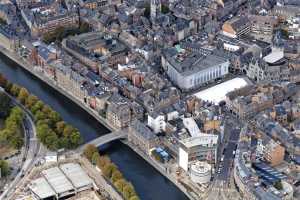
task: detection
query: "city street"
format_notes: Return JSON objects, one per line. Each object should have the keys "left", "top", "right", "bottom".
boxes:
{"left": 201, "top": 113, "right": 242, "bottom": 200}
{"left": 217, "top": 128, "right": 240, "bottom": 182}
{"left": 0, "top": 90, "right": 42, "bottom": 200}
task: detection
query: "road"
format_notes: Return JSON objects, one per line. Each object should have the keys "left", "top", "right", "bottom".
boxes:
{"left": 0, "top": 89, "right": 41, "bottom": 200}
{"left": 201, "top": 113, "right": 242, "bottom": 200}
{"left": 217, "top": 128, "right": 240, "bottom": 182}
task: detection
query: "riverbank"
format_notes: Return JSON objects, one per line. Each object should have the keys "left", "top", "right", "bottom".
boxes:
{"left": 0, "top": 46, "right": 115, "bottom": 132}
{"left": 0, "top": 46, "right": 193, "bottom": 200}
{"left": 123, "top": 140, "right": 198, "bottom": 200}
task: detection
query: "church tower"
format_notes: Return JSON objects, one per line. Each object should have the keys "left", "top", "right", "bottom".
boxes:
{"left": 151, "top": 0, "right": 161, "bottom": 21}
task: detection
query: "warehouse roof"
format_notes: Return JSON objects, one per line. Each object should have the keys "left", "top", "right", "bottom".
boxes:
{"left": 42, "top": 167, "right": 74, "bottom": 194}
{"left": 29, "top": 177, "right": 56, "bottom": 199}
{"left": 60, "top": 163, "right": 93, "bottom": 189}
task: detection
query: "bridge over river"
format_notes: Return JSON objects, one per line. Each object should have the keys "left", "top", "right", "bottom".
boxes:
{"left": 80, "top": 130, "right": 127, "bottom": 151}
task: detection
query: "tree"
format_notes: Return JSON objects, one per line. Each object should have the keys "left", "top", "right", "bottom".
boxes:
{"left": 274, "top": 181, "right": 283, "bottom": 190}
{"left": 79, "top": 22, "right": 90, "bottom": 33}
{"left": 36, "top": 119, "right": 50, "bottom": 127}
{"left": 84, "top": 144, "right": 98, "bottom": 161}
{"left": 31, "top": 100, "right": 44, "bottom": 114}
{"left": 0, "top": 160, "right": 10, "bottom": 176}
{"left": 25, "top": 95, "right": 38, "bottom": 109}
{"left": 55, "top": 121, "right": 66, "bottom": 136}
{"left": 69, "top": 130, "right": 82, "bottom": 147}
{"left": 7, "top": 107, "right": 23, "bottom": 125}
{"left": 0, "top": 129, "right": 13, "bottom": 142}
{"left": 63, "top": 124, "right": 74, "bottom": 137}
{"left": 58, "top": 137, "right": 69, "bottom": 149}
{"left": 123, "top": 183, "right": 136, "bottom": 199}
{"left": 114, "top": 179, "right": 126, "bottom": 193}
{"left": 280, "top": 29, "right": 289, "bottom": 39}
{"left": 0, "top": 18, "right": 7, "bottom": 25}
{"left": 5, "top": 82, "right": 13, "bottom": 92}
{"left": 0, "top": 74, "right": 7, "bottom": 88}
{"left": 103, "top": 163, "right": 117, "bottom": 178}
{"left": 48, "top": 110, "right": 61, "bottom": 126}
{"left": 0, "top": 106, "right": 24, "bottom": 149}
{"left": 42, "top": 105, "right": 52, "bottom": 116}
{"left": 34, "top": 110, "right": 47, "bottom": 121}
{"left": 0, "top": 92, "right": 11, "bottom": 117}
{"left": 97, "top": 155, "right": 111, "bottom": 170}
{"left": 36, "top": 123, "right": 51, "bottom": 143}
{"left": 10, "top": 84, "right": 21, "bottom": 97}
{"left": 91, "top": 151, "right": 100, "bottom": 165}
{"left": 111, "top": 170, "right": 123, "bottom": 183}
{"left": 17, "top": 87, "right": 29, "bottom": 104}
{"left": 161, "top": 4, "right": 169, "bottom": 14}
{"left": 9, "top": 135, "right": 23, "bottom": 149}
{"left": 45, "top": 131, "right": 59, "bottom": 150}
{"left": 129, "top": 196, "right": 140, "bottom": 200}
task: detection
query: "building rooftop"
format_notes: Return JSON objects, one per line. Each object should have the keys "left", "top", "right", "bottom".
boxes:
{"left": 131, "top": 120, "right": 157, "bottom": 140}
{"left": 263, "top": 50, "right": 284, "bottom": 64}
{"left": 29, "top": 177, "right": 56, "bottom": 199}
{"left": 66, "top": 32, "right": 127, "bottom": 57}
{"left": 225, "top": 16, "right": 250, "bottom": 32}
{"left": 180, "top": 134, "right": 218, "bottom": 149}
{"left": 194, "top": 77, "right": 252, "bottom": 104}
{"left": 253, "top": 162, "right": 287, "bottom": 185}
{"left": 41, "top": 166, "right": 74, "bottom": 194}
{"left": 190, "top": 161, "right": 211, "bottom": 174}
{"left": 29, "top": 163, "right": 95, "bottom": 199}
{"left": 163, "top": 47, "right": 228, "bottom": 76}
{"left": 60, "top": 163, "right": 93, "bottom": 189}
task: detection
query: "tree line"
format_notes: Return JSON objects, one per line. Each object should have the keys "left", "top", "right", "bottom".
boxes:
{"left": 0, "top": 106, "right": 24, "bottom": 149}
{"left": 84, "top": 144, "right": 140, "bottom": 200}
{"left": 0, "top": 159, "right": 10, "bottom": 177}
{"left": 0, "top": 73, "right": 82, "bottom": 150}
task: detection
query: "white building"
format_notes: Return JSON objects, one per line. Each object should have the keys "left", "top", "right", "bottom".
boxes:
{"left": 162, "top": 47, "right": 229, "bottom": 91}
{"left": 147, "top": 113, "right": 166, "bottom": 134}
{"left": 45, "top": 152, "right": 58, "bottom": 163}
{"left": 190, "top": 161, "right": 212, "bottom": 184}
{"left": 223, "top": 43, "right": 240, "bottom": 52}
{"left": 148, "top": 110, "right": 180, "bottom": 134}
{"left": 179, "top": 134, "right": 219, "bottom": 171}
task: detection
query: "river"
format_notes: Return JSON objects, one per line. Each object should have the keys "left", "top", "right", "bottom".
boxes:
{"left": 0, "top": 53, "right": 188, "bottom": 200}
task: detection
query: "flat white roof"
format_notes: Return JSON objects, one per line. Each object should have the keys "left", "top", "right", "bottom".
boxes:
{"left": 193, "top": 77, "right": 251, "bottom": 104}
{"left": 29, "top": 177, "right": 56, "bottom": 199}
{"left": 263, "top": 50, "right": 284, "bottom": 64}
{"left": 60, "top": 163, "right": 93, "bottom": 189}
{"left": 190, "top": 161, "right": 211, "bottom": 173}
{"left": 180, "top": 134, "right": 218, "bottom": 149}
{"left": 42, "top": 167, "right": 74, "bottom": 194}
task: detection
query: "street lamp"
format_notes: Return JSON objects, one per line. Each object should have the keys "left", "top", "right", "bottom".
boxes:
{"left": 0, "top": 86, "right": 4, "bottom": 92}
